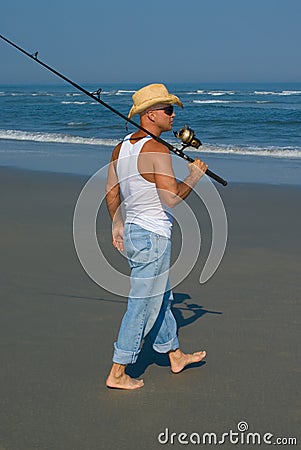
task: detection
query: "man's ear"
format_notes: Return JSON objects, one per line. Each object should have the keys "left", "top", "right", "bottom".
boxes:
{"left": 146, "top": 110, "right": 156, "bottom": 123}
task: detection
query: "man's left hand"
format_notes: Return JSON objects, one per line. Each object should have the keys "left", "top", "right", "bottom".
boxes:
{"left": 112, "top": 222, "right": 124, "bottom": 252}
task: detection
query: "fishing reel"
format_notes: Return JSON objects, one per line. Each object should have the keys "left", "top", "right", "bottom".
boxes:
{"left": 174, "top": 125, "right": 202, "bottom": 150}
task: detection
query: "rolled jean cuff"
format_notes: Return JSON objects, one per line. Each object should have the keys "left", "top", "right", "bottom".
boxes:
{"left": 112, "top": 342, "right": 141, "bottom": 365}
{"left": 153, "top": 336, "right": 179, "bottom": 354}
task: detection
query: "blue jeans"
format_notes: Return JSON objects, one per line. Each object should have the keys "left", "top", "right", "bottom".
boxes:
{"left": 113, "top": 223, "right": 179, "bottom": 364}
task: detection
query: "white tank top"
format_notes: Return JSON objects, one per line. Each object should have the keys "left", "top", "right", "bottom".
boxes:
{"left": 116, "top": 133, "right": 173, "bottom": 238}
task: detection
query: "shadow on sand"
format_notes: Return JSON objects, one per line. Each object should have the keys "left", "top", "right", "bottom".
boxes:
{"left": 43, "top": 290, "right": 222, "bottom": 377}
{"left": 126, "top": 292, "right": 222, "bottom": 378}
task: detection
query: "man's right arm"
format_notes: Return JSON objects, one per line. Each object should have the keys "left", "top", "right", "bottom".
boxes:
{"left": 151, "top": 142, "right": 208, "bottom": 208}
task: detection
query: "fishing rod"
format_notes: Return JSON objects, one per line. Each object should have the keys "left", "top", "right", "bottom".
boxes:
{"left": 0, "top": 34, "right": 227, "bottom": 186}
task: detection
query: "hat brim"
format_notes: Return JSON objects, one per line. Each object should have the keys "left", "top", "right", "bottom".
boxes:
{"left": 128, "top": 95, "right": 183, "bottom": 119}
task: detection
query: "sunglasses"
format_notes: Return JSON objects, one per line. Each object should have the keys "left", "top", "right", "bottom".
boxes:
{"left": 150, "top": 105, "right": 174, "bottom": 116}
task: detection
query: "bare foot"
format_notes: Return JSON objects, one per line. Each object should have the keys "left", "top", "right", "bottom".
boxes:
{"left": 169, "top": 348, "right": 207, "bottom": 374}
{"left": 106, "top": 373, "right": 144, "bottom": 390}
{"left": 106, "top": 363, "right": 144, "bottom": 390}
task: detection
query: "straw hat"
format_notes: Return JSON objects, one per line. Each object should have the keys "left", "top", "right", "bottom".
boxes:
{"left": 128, "top": 83, "right": 183, "bottom": 119}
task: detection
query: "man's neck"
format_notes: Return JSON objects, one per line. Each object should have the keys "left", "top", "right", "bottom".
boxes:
{"left": 139, "top": 120, "right": 162, "bottom": 138}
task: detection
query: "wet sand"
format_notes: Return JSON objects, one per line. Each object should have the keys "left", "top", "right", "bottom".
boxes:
{"left": 0, "top": 167, "right": 300, "bottom": 449}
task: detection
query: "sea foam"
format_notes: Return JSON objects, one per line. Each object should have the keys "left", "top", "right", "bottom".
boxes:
{"left": 190, "top": 143, "right": 301, "bottom": 159}
{"left": 0, "top": 129, "right": 119, "bottom": 147}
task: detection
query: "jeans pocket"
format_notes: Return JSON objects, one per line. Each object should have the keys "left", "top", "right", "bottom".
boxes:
{"left": 125, "top": 235, "right": 152, "bottom": 265}
{"left": 131, "top": 236, "right": 151, "bottom": 252}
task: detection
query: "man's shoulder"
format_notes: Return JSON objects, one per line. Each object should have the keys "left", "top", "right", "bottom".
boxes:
{"left": 111, "top": 142, "right": 123, "bottom": 161}
{"left": 141, "top": 139, "right": 170, "bottom": 154}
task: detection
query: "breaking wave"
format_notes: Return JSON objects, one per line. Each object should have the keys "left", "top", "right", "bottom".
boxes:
{"left": 0, "top": 129, "right": 119, "bottom": 147}
{"left": 190, "top": 143, "right": 301, "bottom": 159}
{"left": 0, "top": 129, "right": 300, "bottom": 159}
{"left": 254, "top": 90, "right": 301, "bottom": 96}
{"left": 193, "top": 100, "right": 241, "bottom": 104}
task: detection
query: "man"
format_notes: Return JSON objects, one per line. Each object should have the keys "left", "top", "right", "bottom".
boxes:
{"left": 105, "top": 84, "right": 208, "bottom": 390}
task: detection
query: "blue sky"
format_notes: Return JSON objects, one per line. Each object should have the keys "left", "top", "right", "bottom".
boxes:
{"left": 0, "top": 0, "right": 300, "bottom": 84}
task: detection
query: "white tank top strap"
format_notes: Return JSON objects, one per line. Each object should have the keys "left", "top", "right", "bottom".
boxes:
{"left": 118, "top": 133, "right": 152, "bottom": 166}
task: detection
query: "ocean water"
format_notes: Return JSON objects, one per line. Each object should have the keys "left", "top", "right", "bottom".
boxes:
{"left": 0, "top": 82, "right": 300, "bottom": 185}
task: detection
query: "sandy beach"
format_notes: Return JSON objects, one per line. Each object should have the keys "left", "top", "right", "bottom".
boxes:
{"left": 0, "top": 166, "right": 300, "bottom": 449}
